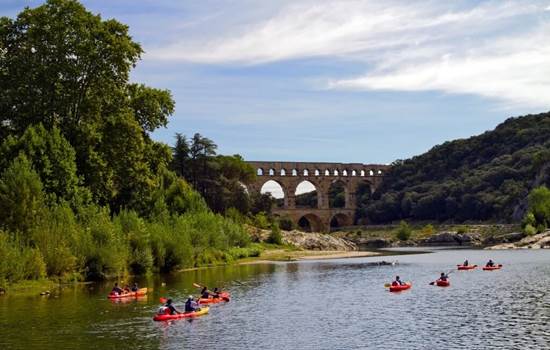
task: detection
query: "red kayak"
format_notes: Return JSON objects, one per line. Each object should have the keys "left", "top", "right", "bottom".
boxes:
{"left": 153, "top": 307, "right": 209, "bottom": 321}
{"left": 108, "top": 287, "right": 148, "bottom": 299}
{"left": 482, "top": 264, "right": 502, "bottom": 271}
{"left": 457, "top": 264, "right": 477, "bottom": 270}
{"left": 436, "top": 279, "right": 450, "bottom": 287}
{"left": 198, "top": 292, "right": 230, "bottom": 304}
{"left": 389, "top": 282, "right": 412, "bottom": 292}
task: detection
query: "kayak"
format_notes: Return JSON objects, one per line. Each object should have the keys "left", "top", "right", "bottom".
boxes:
{"left": 436, "top": 279, "right": 450, "bottom": 287}
{"left": 198, "top": 292, "right": 230, "bottom": 304}
{"left": 108, "top": 287, "right": 148, "bottom": 299}
{"left": 482, "top": 264, "right": 502, "bottom": 271}
{"left": 457, "top": 265, "right": 477, "bottom": 270}
{"left": 389, "top": 282, "right": 412, "bottom": 292}
{"left": 153, "top": 307, "right": 209, "bottom": 321}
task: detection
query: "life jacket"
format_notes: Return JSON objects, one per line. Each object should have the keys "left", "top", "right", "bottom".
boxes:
{"left": 185, "top": 300, "right": 194, "bottom": 312}
{"left": 157, "top": 306, "right": 170, "bottom": 315}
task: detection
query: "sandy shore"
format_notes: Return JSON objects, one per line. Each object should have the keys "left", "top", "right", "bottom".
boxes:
{"left": 239, "top": 249, "right": 380, "bottom": 265}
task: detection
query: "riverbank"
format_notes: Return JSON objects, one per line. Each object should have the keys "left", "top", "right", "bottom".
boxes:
{"left": 239, "top": 249, "right": 379, "bottom": 264}
{"left": 485, "top": 230, "right": 550, "bottom": 249}
{"left": 334, "top": 223, "right": 523, "bottom": 249}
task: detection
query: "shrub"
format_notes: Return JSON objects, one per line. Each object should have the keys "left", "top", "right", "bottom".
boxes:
{"left": 421, "top": 224, "right": 434, "bottom": 235}
{"left": 395, "top": 220, "right": 412, "bottom": 241}
{"left": 523, "top": 224, "right": 537, "bottom": 236}
{"left": 253, "top": 212, "right": 271, "bottom": 229}
{"left": 278, "top": 216, "right": 295, "bottom": 231}
{"left": 267, "top": 223, "right": 283, "bottom": 245}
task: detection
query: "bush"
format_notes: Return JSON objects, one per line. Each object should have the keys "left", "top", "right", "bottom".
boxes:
{"left": 278, "top": 216, "right": 295, "bottom": 231}
{"left": 524, "top": 224, "right": 537, "bottom": 236}
{"left": 395, "top": 221, "right": 412, "bottom": 241}
{"left": 421, "top": 224, "right": 434, "bottom": 235}
{"left": 267, "top": 223, "right": 283, "bottom": 245}
{"left": 253, "top": 212, "right": 270, "bottom": 229}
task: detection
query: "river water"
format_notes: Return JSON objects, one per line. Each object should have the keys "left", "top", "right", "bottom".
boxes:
{"left": 1, "top": 248, "right": 549, "bottom": 349}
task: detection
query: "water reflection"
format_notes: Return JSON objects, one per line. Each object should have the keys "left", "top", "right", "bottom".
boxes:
{"left": 0, "top": 249, "right": 549, "bottom": 349}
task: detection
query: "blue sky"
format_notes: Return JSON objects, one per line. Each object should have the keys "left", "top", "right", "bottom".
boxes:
{"left": 3, "top": 1, "right": 550, "bottom": 164}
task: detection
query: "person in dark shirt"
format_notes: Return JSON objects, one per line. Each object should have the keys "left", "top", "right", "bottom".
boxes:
{"left": 439, "top": 272, "right": 448, "bottom": 281}
{"left": 392, "top": 276, "right": 405, "bottom": 286}
{"left": 184, "top": 296, "right": 199, "bottom": 313}
{"left": 165, "top": 299, "right": 182, "bottom": 315}
{"left": 131, "top": 283, "right": 139, "bottom": 292}
{"left": 463, "top": 259, "right": 469, "bottom": 266}
{"left": 200, "top": 286, "right": 210, "bottom": 299}
{"left": 486, "top": 259, "right": 495, "bottom": 267}
{"left": 111, "top": 283, "right": 124, "bottom": 295}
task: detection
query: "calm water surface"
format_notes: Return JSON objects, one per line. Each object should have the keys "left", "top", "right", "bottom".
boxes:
{"left": 1, "top": 248, "right": 549, "bottom": 349}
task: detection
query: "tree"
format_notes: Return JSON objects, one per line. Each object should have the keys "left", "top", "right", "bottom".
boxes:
{"left": 171, "top": 133, "right": 190, "bottom": 178}
{"left": 0, "top": 155, "right": 45, "bottom": 236}
{"left": 526, "top": 186, "right": 550, "bottom": 232}
{"left": 395, "top": 220, "right": 412, "bottom": 241}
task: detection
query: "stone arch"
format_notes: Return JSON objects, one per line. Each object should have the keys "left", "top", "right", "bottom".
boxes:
{"left": 303, "top": 169, "right": 309, "bottom": 176}
{"left": 377, "top": 169, "right": 383, "bottom": 175}
{"left": 257, "top": 168, "right": 264, "bottom": 176}
{"left": 351, "top": 170, "right": 357, "bottom": 176}
{"left": 360, "top": 170, "right": 365, "bottom": 177}
{"left": 369, "top": 169, "right": 374, "bottom": 176}
{"left": 324, "top": 169, "right": 330, "bottom": 176}
{"left": 314, "top": 169, "right": 320, "bottom": 176}
{"left": 260, "top": 180, "right": 286, "bottom": 207}
{"left": 295, "top": 180, "right": 318, "bottom": 208}
{"left": 329, "top": 179, "right": 347, "bottom": 208}
{"left": 342, "top": 169, "right": 348, "bottom": 176}
{"left": 268, "top": 168, "right": 275, "bottom": 176}
{"left": 280, "top": 168, "right": 286, "bottom": 176}
{"left": 330, "top": 213, "right": 353, "bottom": 230}
{"left": 333, "top": 169, "right": 339, "bottom": 176}
{"left": 292, "top": 169, "right": 298, "bottom": 176}
{"left": 297, "top": 213, "right": 324, "bottom": 232}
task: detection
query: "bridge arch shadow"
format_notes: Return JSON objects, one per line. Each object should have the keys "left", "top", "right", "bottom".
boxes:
{"left": 297, "top": 213, "right": 324, "bottom": 232}
{"left": 330, "top": 213, "right": 353, "bottom": 230}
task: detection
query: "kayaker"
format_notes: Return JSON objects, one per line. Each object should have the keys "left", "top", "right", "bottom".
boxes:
{"left": 164, "top": 298, "right": 182, "bottom": 315}
{"left": 111, "top": 283, "right": 124, "bottom": 295}
{"left": 200, "top": 286, "right": 210, "bottom": 299}
{"left": 131, "top": 283, "right": 139, "bottom": 292}
{"left": 123, "top": 284, "right": 131, "bottom": 293}
{"left": 438, "top": 272, "right": 449, "bottom": 281}
{"left": 212, "top": 287, "right": 221, "bottom": 298}
{"left": 463, "top": 259, "right": 469, "bottom": 266}
{"left": 185, "top": 296, "right": 200, "bottom": 313}
{"left": 486, "top": 259, "right": 495, "bottom": 267}
{"left": 392, "top": 276, "right": 405, "bottom": 286}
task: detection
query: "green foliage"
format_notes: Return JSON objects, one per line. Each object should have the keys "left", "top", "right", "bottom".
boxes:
{"left": 253, "top": 212, "right": 270, "bottom": 229}
{"left": 421, "top": 224, "right": 435, "bottom": 235}
{"left": 0, "top": 155, "right": 45, "bottom": 236}
{"left": 523, "top": 224, "right": 537, "bottom": 236}
{"left": 395, "top": 221, "right": 412, "bottom": 241}
{"left": 278, "top": 216, "right": 295, "bottom": 231}
{"left": 267, "top": 223, "right": 283, "bottom": 245}
{"left": 526, "top": 186, "right": 550, "bottom": 231}
{"left": 363, "top": 112, "right": 550, "bottom": 223}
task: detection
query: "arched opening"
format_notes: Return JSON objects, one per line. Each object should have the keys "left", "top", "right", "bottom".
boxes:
{"left": 360, "top": 170, "right": 365, "bottom": 177}
{"left": 295, "top": 180, "right": 318, "bottom": 208}
{"left": 333, "top": 169, "right": 339, "bottom": 176}
{"left": 268, "top": 168, "right": 275, "bottom": 176}
{"left": 280, "top": 168, "right": 286, "bottom": 176}
{"left": 303, "top": 169, "right": 309, "bottom": 176}
{"left": 297, "top": 213, "right": 324, "bottom": 232}
{"left": 257, "top": 168, "right": 264, "bottom": 176}
{"left": 329, "top": 180, "right": 346, "bottom": 208}
{"left": 369, "top": 170, "right": 374, "bottom": 176}
{"left": 377, "top": 169, "right": 383, "bottom": 175}
{"left": 351, "top": 170, "right": 357, "bottom": 176}
{"left": 324, "top": 169, "right": 330, "bottom": 176}
{"left": 314, "top": 169, "right": 320, "bottom": 176}
{"left": 292, "top": 169, "right": 298, "bottom": 176}
{"left": 330, "top": 213, "right": 352, "bottom": 230}
{"left": 342, "top": 169, "right": 348, "bottom": 177}
{"left": 260, "top": 180, "right": 285, "bottom": 208}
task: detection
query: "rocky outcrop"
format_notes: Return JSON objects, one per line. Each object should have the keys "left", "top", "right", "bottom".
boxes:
{"left": 355, "top": 238, "right": 392, "bottom": 248}
{"left": 282, "top": 230, "right": 357, "bottom": 251}
{"left": 483, "top": 232, "right": 525, "bottom": 246}
{"left": 248, "top": 226, "right": 357, "bottom": 251}
{"left": 485, "top": 231, "right": 550, "bottom": 250}
{"left": 420, "top": 232, "right": 481, "bottom": 246}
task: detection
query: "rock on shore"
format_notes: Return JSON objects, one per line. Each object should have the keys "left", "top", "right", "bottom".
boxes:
{"left": 485, "top": 231, "right": 550, "bottom": 250}
{"left": 249, "top": 226, "right": 357, "bottom": 251}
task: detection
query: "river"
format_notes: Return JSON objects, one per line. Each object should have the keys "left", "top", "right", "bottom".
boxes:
{"left": 1, "top": 248, "right": 549, "bottom": 349}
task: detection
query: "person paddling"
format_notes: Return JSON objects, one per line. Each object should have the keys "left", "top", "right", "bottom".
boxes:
{"left": 392, "top": 276, "right": 405, "bottom": 286}
{"left": 438, "top": 272, "right": 449, "bottom": 281}
{"left": 131, "top": 283, "right": 139, "bottom": 292}
{"left": 111, "top": 283, "right": 124, "bottom": 295}
{"left": 211, "top": 287, "right": 221, "bottom": 298}
{"left": 185, "top": 296, "right": 200, "bottom": 313}
{"left": 486, "top": 259, "right": 495, "bottom": 267}
{"left": 463, "top": 259, "right": 469, "bottom": 267}
{"left": 163, "top": 298, "right": 182, "bottom": 315}
{"left": 200, "top": 286, "right": 211, "bottom": 299}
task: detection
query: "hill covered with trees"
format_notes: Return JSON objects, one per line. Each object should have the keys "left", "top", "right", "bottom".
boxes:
{"left": 363, "top": 112, "right": 550, "bottom": 224}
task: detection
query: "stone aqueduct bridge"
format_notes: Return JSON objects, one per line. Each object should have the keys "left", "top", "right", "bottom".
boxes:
{"left": 246, "top": 161, "right": 390, "bottom": 232}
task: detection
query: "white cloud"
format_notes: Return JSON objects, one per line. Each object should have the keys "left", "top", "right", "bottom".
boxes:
{"left": 145, "top": 0, "right": 550, "bottom": 108}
